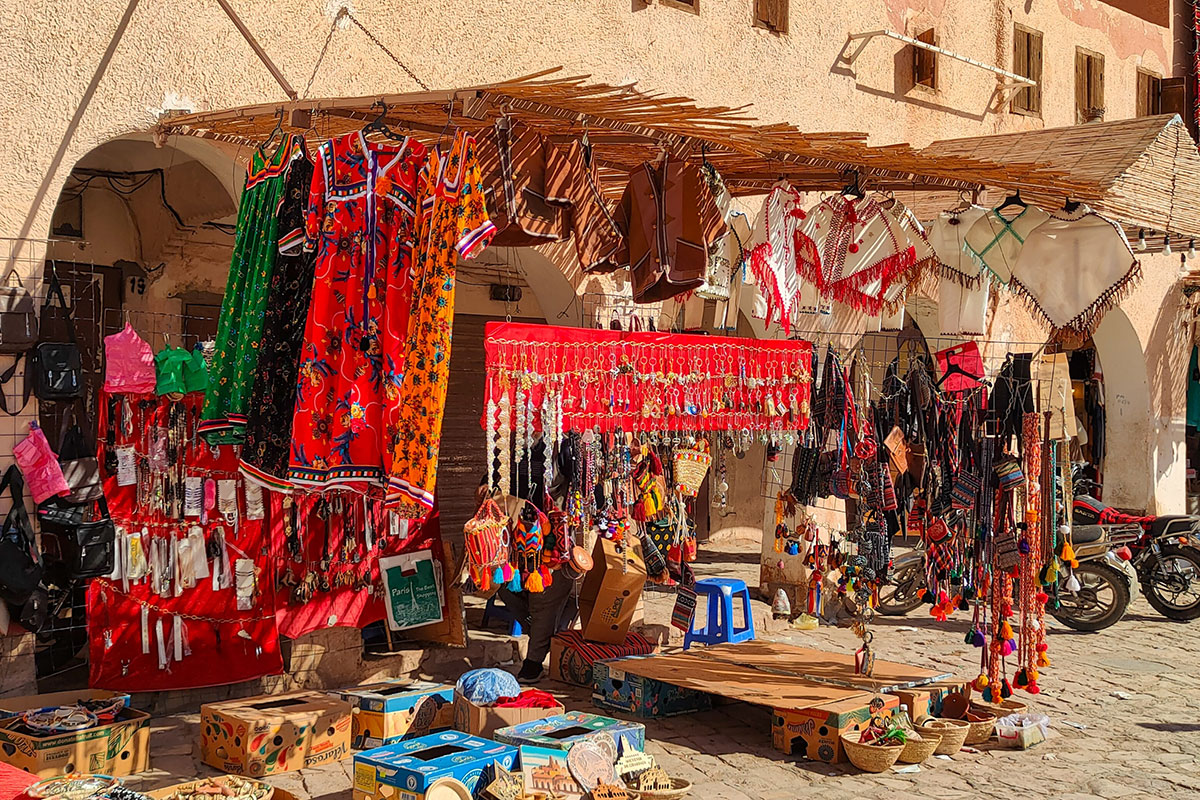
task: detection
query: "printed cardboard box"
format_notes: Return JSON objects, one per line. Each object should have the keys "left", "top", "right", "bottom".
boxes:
{"left": 332, "top": 680, "right": 454, "bottom": 749}
{"left": 592, "top": 658, "right": 712, "bottom": 719}
{"left": 200, "top": 690, "right": 352, "bottom": 776}
{"left": 0, "top": 690, "right": 130, "bottom": 719}
{"left": 494, "top": 711, "right": 645, "bottom": 755}
{"left": 352, "top": 730, "right": 517, "bottom": 800}
{"left": 453, "top": 692, "right": 564, "bottom": 740}
{"left": 890, "top": 677, "right": 969, "bottom": 722}
{"left": 0, "top": 707, "right": 150, "bottom": 778}
{"left": 577, "top": 538, "right": 646, "bottom": 644}
{"left": 772, "top": 693, "right": 899, "bottom": 763}
{"left": 548, "top": 631, "right": 657, "bottom": 687}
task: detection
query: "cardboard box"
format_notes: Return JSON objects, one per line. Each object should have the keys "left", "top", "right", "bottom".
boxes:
{"left": 890, "top": 677, "right": 970, "bottom": 722}
{"left": 332, "top": 680, "right": 454, "bottom": 749}
{"left": 0, "top": 690, "right": 130, "bottom": 718}
{"left": 577, "top": 538, "right": 646, "bottom": 644}
{"left": 772, "top": 693, "right": 899, "bottom": 763}
{"left": 0, "top": 707, "right": 150, "bottom": 778}
{"left": 352, "top": 731, "right": 517, "bottom": 800}
{"left": 453, "top": 693, "right": 565, "bottom": 740}
{"left": 592, "top": 658, "right": 712, "bottom": 719}
{"left": 200, "top": 690, "right": 352, "bottom": 777}
{"left": 494, "top": 711, "right": 645, "bottom": 754}
{"left": 148, "top": 781, "right": 296, "bottom": 800}
{"left": 548, "top": 630, "right": 657, "bottom": 687}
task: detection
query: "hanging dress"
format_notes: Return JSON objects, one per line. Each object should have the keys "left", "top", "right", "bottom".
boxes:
{"left": 387, "top": 130, "right": 495, "bottom": 515}
{"left": 200, "top": 133, "right": 307, "bottom": 444}
{"left": 927, "top": 207, "right": 990, "bottom": 337}
{"left": 239, "top": 153, "right": 316, "bottom": 491}
{"left": 289, "top": 132, "right": 428, "bottom": 490}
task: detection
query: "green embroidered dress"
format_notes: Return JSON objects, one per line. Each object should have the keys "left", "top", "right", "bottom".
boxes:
{"left": 200, "top": 134, "right": 307, "bottom": 444}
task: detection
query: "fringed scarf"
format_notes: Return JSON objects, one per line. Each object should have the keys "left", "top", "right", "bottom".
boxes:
{"left": 746, "top": 183, "right": 821, "bottom": 332}
{"left": 963, "top": 205, "right": 1050, "bottom": 283}
{"left": 1009, "top": 205, "right": 1141, "bottom": 334}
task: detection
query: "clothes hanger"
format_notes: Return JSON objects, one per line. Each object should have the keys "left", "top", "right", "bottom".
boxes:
{"left": 361, "top": 100, "right": 408, "bottom": 143}
{"left": 1062, "top": 196, "right": 1082, "bottom": 213}
{"left": 841, "top": 169, "right": 865, "bottom": 200}
{"left": 946, "top": 188, "right": 976, "bottom": 219}
{"left": 436, "top": 99, "right": 457, "bottom": 150}
{"left": 257, "top": 108, "right": 286, "bottom": 158}
{"left": 996, "top": 188, "right": 1028, "bottom": 215}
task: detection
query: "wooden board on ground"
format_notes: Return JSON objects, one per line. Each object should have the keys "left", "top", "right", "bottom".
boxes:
{"left": 692, "top": 641, "right": 952, "bottom": 692}
{"left": 606, "top": 652, "right": 867, "bottom": 711}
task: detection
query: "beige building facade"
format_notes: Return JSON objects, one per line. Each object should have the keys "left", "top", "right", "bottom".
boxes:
{"left": 0, "top": 0, "right": 1192, "bottom": 696}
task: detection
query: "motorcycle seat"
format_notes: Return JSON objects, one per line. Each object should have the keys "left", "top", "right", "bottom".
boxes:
{"left": 1071, "top": 526, "right": 1105, "bottom": 544}
{"left": 1147, "top": 515, "right": 1196, "bottom": 538}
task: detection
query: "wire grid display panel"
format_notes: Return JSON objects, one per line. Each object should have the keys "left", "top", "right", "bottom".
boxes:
{"left": 0, "top": 239, "right": 228, "bottom": 688}
{"left": 760, "top": 327, "right": 1068, "bottom": 511}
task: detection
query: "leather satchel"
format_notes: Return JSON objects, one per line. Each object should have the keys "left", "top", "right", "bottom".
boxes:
{"left": 29, "top": 274, "right": 83, "bottom": 402}
{"left": 0, "top": 273, "right": 37, "bottom": 354}
{"left": 0, "top": 466, "right": 43, "bottom": 605}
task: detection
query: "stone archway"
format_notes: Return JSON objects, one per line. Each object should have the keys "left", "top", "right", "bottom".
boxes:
{"left": 1092, "top": 307, "right": 1155, "bottom": 511}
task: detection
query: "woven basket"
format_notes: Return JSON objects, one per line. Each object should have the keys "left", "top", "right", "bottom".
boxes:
{"left": 840, "top": 733, "right": 904, "bottom": 773}
{"left": 630, "top": 778, "right": 692, "bottom": 800}
{"left": 970, "top": 698, "right": 1028, "bottom": 718}
{"left": 916, "top": 719, "right": 970, "bottom": 754}
{"left": 672, "top": 442, "right": 712, "bottom": 497}
{"left": 964, "top": 710, "right": 997, "bottom": 745}
{"left": 898, "top": 731, "right": 942, "bottom": 764}
{"left": 463, "top": 498, "right": 510, "bottom": 571}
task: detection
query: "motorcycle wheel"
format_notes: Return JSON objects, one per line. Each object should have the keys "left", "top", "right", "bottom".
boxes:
{"left": 1050, "top": 562, "right": 1130, "bottom": 632}
{"left": 1141, "top": 544, "right": 1200, "bottom": 621}
{"left": 877, "top": 562, "right": 925, "bottom": 616}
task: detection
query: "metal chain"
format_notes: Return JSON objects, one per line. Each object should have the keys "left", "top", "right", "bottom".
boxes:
{"left": 302, "top": 10, "right": 343, "bottom": 99}
{"left": 303, "top": 8, "right": 432, "bottom": 98}
{"left": 345, "top": 10, "right": 431, "bottom": 91}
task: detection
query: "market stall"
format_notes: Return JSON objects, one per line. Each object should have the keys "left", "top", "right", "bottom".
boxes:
{"left": 4, "top": 64, "right": 1200, "bottom": 795}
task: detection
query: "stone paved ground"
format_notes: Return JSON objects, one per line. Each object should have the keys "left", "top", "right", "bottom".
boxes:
{"left": 128, "top": 538, "right": 1200, "bottom": 800}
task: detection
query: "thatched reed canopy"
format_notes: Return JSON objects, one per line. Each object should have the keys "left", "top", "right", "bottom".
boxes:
{"left": 159, "top": 69, "right": 1200, "bottom": 237}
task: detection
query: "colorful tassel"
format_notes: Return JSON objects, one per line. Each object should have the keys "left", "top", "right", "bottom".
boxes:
{"left": 1014, "top": 668, "right": 1028, "bottom": 688}
{"left": 982, "top": 686, "right": 994, "bottom": 703}
{"left": 957, "top": 596, "right": 970, "bottom": 612}
{"left": 492, "top": 566, "right": 505, "bottom": 585}
{"left": 971, "top": 628, "right": 985, "bottom": 647}
{"left": 508, "top": 572, "right": 522, "bottom": 593}
{"left": 973, "top": 674, "right": 989, "bottom": 691}
{"left": 1000, "top": 621, "right": 1014, "bottom": 640}
{"left": 1000, "top": 679, "right": 1013, "bottom": 699}
{"left": 526, "top": 570, "right": 544, "bottom": 593}
{"left": 1027, "top": 680, "right": 1041, "bottom": 695}
{"left": 540, "top": 566, "right": 553, "bottom": 589}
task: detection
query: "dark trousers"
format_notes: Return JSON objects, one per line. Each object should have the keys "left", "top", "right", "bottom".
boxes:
{"left": 498, "top": 572, "right": 578, "bottom": 664}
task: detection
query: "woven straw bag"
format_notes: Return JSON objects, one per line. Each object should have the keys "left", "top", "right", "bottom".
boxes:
{"left": 464, "top": 497, "right": 510, "bottom": 571}
{"left": 672, "top": 440, "right": 712, "bottom": 497}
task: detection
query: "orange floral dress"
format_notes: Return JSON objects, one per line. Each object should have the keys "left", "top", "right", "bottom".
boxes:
{"left": 387, "top": 130, "right": 494, "bottom": 514}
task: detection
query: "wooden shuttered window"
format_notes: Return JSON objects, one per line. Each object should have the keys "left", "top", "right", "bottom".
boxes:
{"left": 754, "top": 0, "right": 788, "bottom": 33}
{"left": 913, "top": 29, "right": 937, "bottom": 89}
{"left": 1137, "top": 69, "right": 1162, "bottom": 117}
{"left": 1011, "top": 25, "right": 1042, "bottom": 115}
{"left": 1076, "top": 48, "right": 1105, "bottom": 123}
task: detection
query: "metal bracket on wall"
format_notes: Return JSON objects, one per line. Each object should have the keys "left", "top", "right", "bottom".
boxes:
{"left": 842, "top": 29, "right": 1037, "bottom": 93}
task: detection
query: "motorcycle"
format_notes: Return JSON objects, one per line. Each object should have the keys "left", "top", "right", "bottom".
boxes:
{"left": 1066, "top": 478, "right": 1200, "bottom": 625}
{"left": 878, "top": 476, "right": 1200, "bottom": 630}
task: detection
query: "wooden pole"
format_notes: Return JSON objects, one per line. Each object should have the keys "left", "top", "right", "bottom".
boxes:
{"left": 213, "top": 0, "right": 298, "bottom": 100}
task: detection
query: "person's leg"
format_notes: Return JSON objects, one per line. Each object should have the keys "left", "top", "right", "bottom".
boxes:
{"left": 496, "top": 587, "right": 533, "bottom": 632}
{"left": 518, "top": 572, "right": 576, "bottom": 682}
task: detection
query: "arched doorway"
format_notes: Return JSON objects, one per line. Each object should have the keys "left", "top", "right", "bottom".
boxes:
{"left": 1091, "top": 308, "right": 1154, "bottom": 511}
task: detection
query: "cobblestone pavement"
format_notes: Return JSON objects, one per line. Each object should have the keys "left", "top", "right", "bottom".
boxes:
{"left": 128, "top": 538, "right": 1200, "bottom": 800}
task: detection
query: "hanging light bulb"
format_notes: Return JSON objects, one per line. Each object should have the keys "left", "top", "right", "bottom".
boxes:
{"left": 1164, "top": 235, "right": 1173, "bottom": 256}
{"left": 1137, "top": 229, "right": 1147, "bottom": 251}
{"left": 1180, "top": 252, "right": 1189, "bottom": 278}
{"left": 1190, "top": 240, "right": 1196, "bottom": 260}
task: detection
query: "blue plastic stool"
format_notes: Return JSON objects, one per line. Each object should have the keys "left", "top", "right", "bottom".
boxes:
{"left": 683, "top": 577, "right": 756, "bottom": 650}
{"left": 482, "top": 594, "right": 523, "bottom": 636}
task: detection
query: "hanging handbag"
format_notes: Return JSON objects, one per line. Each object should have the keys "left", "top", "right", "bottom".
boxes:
{"left": 0, "top": 272, "right": 37, "bottom": 354}
{"left": 29, "top": 274, "right": 83, "bottom": 402}
{"left": 56, "top": 414, "right": 103, "bottom": 504}
{"left": 672, "top": 440, "right": 712, "bottom": 497}
{"left": 0, "top": 466, "right": 43, "bottom": 606}
{"left": 995, "top": 456, "right": 1025, "bottom": 490}
{"left": 950, "top": 470, "right": 982, "bottom": 509}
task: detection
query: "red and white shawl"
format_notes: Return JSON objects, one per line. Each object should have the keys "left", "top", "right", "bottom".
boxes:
{"left": 746, "top": 183, "right": 821, "bottom": 332}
